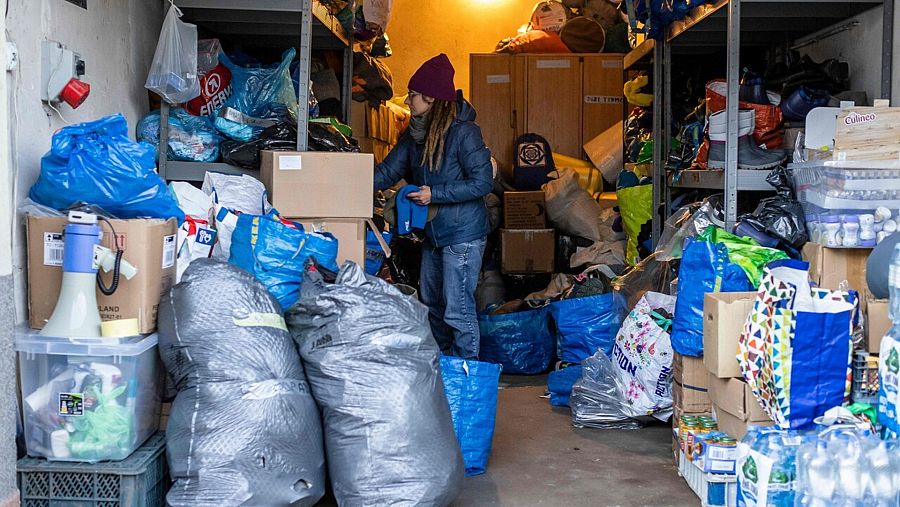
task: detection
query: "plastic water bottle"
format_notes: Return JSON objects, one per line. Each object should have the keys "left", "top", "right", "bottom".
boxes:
{"left": 880, "top": 244, "right": 900, "bottom": 437}
{"left": 866, "top": 440, "right": 895, "bottom": 506}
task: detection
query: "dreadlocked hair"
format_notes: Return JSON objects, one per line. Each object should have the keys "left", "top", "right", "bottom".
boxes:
{"left": 420, "top": 99, "right": 456, "bottom": 171}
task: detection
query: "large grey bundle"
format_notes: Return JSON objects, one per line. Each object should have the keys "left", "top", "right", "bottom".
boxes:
{"left": 286, "top": 262, "right": 464, "bottom": 507}
{"left": 157, "top": 259, "right": 325, "bottom": 506}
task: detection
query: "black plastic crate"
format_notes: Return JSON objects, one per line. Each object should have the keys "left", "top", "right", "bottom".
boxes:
{"left": 852, "top": 352, "right": 880, "bottom": 406}
{"left": 17, "top": 432, "right": 166, "bottom": 507}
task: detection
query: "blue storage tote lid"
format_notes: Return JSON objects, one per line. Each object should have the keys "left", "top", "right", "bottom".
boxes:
{"left": 15, "top": 329, "right": 158, "bottom": 357}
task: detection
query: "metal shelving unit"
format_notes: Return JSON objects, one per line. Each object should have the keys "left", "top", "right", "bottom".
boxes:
{"left": 646, "top": 0, "right": 894, "bottom": 234}
{"left": 157, "top": 0, "right": 354, "bottom": 181}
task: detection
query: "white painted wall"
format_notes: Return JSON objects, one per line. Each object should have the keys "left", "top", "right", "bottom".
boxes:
{"left": 800, "top": 4, "right": 900, "bottom": 105}
{"left": 5, "top": 0, "right": 165, "bottom": 321}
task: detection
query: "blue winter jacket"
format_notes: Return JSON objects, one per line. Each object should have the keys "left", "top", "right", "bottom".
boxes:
{"left": 374, "top": 91, "right": 493, "bottom": 248}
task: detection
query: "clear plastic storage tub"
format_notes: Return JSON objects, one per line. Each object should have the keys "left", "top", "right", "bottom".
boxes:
{"left": 789, "top": 160, "right": 900, "bottom": 248}
{"left": 16, "top": 331, "right": 161, "bottom": 462}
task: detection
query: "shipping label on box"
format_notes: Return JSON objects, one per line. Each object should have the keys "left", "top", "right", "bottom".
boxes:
{"left": 693, "top": 439, "right": 738, "bottom": 474}
{"left": 500, "top": 229, "right": 555, "bottom": 274}
{"left": 703, "top": 292, "right": 757, "bottom": 378}
{"left": 261, "top": 151, "right": 374, "bottom": 219}
{"left": 503, "top": 191, "right": 547, "bottom": 229}
{"left": 27, "top": 216, "right": 177, "bottom": 334}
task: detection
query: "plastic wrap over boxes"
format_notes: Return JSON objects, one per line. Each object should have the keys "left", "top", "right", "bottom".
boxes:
{"left": 790, "top": 160, "right": 900, "bottom": 248}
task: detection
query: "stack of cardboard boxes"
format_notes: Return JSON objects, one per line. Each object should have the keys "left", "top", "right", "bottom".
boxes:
{"left": 671, "top": 352, "right": 710, "bottom": 464}
{"left": 500, "top": 191, "right": 555, "bottom": 274}
{"left": 703, "top": 293, "right": 773, "bottom": 440}
{"left": 261, "top": 151, "right": 377, "bottom": 267}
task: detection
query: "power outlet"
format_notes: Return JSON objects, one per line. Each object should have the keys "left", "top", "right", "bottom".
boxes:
{"left": 5, "top": 41, "right": 18, "bottom": 72}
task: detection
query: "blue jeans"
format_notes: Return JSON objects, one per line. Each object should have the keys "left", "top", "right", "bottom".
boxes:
{"left": 419, "top": 238, "right": 486, "bottom": 359}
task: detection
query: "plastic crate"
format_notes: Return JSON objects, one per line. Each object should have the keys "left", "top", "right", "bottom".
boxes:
{"left": 678, "top": 453, "right": 737, "bottom": 507}
{"left": 17, "top": 432, "right": 167, "bottom": 507}
{"left": 16, "top": 330, "right": 161, "bottom": 462}
{"left": 852, "top": 351, "right": 880, "bottom": 406}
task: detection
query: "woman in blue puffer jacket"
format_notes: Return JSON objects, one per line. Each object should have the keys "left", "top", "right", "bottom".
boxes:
{"left": 374, "top": 53, "right": 493, "bottom": 360}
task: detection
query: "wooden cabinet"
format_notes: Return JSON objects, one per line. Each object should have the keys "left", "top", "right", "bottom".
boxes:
{"left": 470, "top": 53, "right": 623, "bottom": 170}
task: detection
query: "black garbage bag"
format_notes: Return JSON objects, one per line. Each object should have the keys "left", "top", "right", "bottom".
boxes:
{"left": 221, "top": 122, "right": 298, "bottom": 169}
{"left": 157, "top": 260, "right": 326, "bottom": 507}
{"left": 308, "top": 122, "right": 360, "bottom": 152}
{"left": 739, "top": 166, "right": 808, "bottom": 250}
{"left": 285, "top": 261, "right": 464, "bottom": 507}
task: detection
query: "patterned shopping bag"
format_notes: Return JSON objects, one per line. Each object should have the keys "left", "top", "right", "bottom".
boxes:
{"left": 738, "top": 260, "right": 856, "bottom": 429}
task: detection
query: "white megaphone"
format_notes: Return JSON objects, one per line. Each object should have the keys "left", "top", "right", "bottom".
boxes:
{"left": 41, "top": 212, "right": 138, "bottom": 338}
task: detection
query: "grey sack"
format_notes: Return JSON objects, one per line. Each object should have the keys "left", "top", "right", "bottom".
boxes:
{"left": 286, "top": 262, "right": 464, "bottom": 507}
{"left": 157, "top": 259, "right": 326, "bottom": 507}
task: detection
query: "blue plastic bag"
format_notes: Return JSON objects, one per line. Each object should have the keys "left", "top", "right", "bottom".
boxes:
{"left": 229, "top": 212, "right": 339, "bottom": 310}
{"left": 670, "top": 237, "right": 752, "bottom": 357}
{"left": 364, "top": 229, "right": 391, "bottom": 276}
{"left": 478, "top": 307, "right": 554, "bottom": 375}
{"left": 547, "top": 365, "right": 583, "bottom": 408}
{"left": 136, "top": 107, "right": 221, "bottom": 162}
{"left": 440, "top": 355, "right": 501, "bottom": 476}
{"left": 29, "top": 114, "right": 185, "bottom": 223}
{"left": 215, "top": 49, "right": 298, "bottom": 141}
{"left": 549, "top": 292, "right": 622, "bottom": 364}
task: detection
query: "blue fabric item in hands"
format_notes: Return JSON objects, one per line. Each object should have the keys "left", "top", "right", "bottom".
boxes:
{"left": 395, "top": 184, "right": 430, "bottom": 235}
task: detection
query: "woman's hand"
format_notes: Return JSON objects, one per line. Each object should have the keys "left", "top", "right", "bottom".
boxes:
{"left": 407, "top": 186, "right": 432, "bottom": 205}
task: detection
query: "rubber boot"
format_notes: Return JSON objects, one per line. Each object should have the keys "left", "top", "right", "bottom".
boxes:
{"left": 707, "top": 110, "right": 786, "bottom": 170}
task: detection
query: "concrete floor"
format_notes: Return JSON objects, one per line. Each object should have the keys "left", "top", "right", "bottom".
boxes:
{"left": 317, "top": 377, "right": 699, "bottom": 507}
{"left": 452, "top": 382, "right": 698, "bottom": 507}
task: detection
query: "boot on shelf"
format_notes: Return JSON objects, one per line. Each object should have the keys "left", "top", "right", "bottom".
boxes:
{"left": 707, "top": 109, "right": 786, "bottom": 170}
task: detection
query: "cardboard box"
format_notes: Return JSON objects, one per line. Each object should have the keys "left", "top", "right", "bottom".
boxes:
{"left": 708, "top": 374, "right": 770, "bottom": 423}
{"left": 503, "top": 191, "right": 547, "bottom": 229}
{"left": 714, "top": 408, "right": 774, "bottom": 441}
{"left": 500, "top": 229, "right": 555, "bottom": 274}
{"left": 672, "top": 353, "right": 711, "bottom": 413}
{"left": 802, "top": 242, "right": 870, "bottom": 295}
{"left": 583, "top": 120, "right": 623, "bottom": 184}
{"left": 866, "top": 290, "right": 890, "bottom": 353}
{"left": 260, "top": 151, "right": 374, "bottom": 218}
{"left": 295, "top": 218, "right": 367, "bottom": 266}
{"left": 703, "top": 292, "right": 757, "bottom": 378}
{"left": 26, "top": 216, "right": 177, "bottom": 334}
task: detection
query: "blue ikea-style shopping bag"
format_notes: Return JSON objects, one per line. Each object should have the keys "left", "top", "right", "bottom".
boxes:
{"left": 440, "top": 355, "right": 502, "bottom": 476}
{"left": 478, "top": 307, "right": 555, "bottom": 375}
{"left": 670, "top": 237, "right": 752, "bottom": 357}
{"left": 549, "top": 292, "right": 622, "bottom": 363}
{"left": 229, "top": 211, "right": 338, "bottom": 310}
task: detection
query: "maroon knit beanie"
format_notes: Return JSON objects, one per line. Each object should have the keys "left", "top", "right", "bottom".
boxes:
{"left": 408, "top": 54, "right": 457, "bottom": 102}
